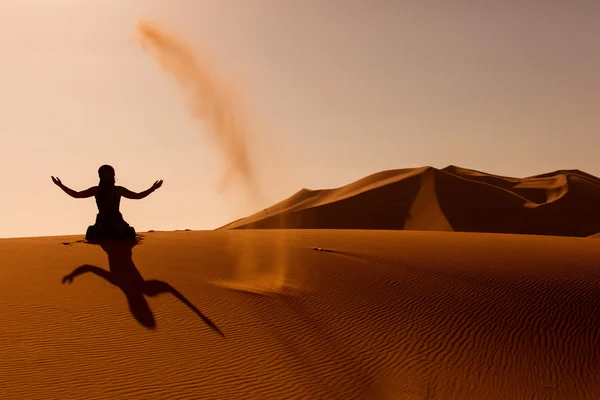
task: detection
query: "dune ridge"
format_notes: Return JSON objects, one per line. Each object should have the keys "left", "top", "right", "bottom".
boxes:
{"left": 220, "top": 166, "right": 600, "bottom": 237}
{"left": 2, "top": 230, "right": 600, "bottom": 399}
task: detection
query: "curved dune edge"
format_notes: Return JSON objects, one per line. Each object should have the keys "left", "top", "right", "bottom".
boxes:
{"left": 221, "top": 165, "right": 600, "bottom": 237}
{"left": 2, "top": 230, "right": 600, "bottom": 399}
{"left": 403, "top": 167, "right": 453, "bottom": 231}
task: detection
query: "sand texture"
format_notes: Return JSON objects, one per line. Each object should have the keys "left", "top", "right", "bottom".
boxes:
{"left": 2, "top": 229, "right": 600, "bottom": 399}
{"left": 220, "top": 166, "right": 600, "bottom": 237}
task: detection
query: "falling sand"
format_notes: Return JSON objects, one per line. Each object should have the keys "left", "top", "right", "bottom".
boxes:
{"left": 134, "top": 21, "right": 258, "bottom": 198}
{"left": 134, "top": 21, "right": 291, "bottom": 295}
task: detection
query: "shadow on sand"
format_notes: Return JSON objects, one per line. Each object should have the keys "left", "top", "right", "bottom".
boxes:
{"left": 62, "top": 238, "right": 223, "bottom": 336}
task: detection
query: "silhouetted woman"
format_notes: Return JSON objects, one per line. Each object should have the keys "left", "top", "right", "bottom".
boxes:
{"left": 52, "top": 165, "right": 163, "bottom": 241}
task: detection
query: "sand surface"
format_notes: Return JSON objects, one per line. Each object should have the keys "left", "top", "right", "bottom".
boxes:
{"left": 2, "top": 229, "right": 600, "bottom": 399}
{"left": 221, "top": 166, "right": 600, "bottom": 237}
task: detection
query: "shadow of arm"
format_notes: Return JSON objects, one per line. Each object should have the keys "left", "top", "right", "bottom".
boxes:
{"left": 144, "top": 279, "right": 224, "bottom": 337}
{"left": 62, "top": 264, "right": 116, "bottom": 286}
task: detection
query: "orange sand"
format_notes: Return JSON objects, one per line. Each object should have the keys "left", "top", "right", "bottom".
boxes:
{"left": 221, "top": 166, "right": 600, "bottom": 237}
{"left": 2, "top": 229, "right": 600, "bottom": 399}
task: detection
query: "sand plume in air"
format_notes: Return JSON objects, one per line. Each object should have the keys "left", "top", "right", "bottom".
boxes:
{"left": 133, "top": 21, "right": 258, "bottom": 198}
{"left": 133, "top": 21, "right": 294, "bottom": 295}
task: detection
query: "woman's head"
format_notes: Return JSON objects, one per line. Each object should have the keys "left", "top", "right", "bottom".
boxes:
{"left": 98, "top": 164, "right": 115, "bottom": 186}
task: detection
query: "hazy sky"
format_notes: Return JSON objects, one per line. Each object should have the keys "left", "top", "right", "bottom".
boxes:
{"left": 0, "top": 1, "right": 598, "bottom": 238}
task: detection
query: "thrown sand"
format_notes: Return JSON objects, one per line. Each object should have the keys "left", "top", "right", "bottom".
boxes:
{"left": 2, "top": 230, "right": 600, "bottom": 399}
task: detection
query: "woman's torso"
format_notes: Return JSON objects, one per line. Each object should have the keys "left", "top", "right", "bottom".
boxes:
{"left": 95, "top": 185, "right": 121, "bottom": 216}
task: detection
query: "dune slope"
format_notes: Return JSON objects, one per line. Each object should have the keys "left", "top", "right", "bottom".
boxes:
{"left": 2, "top": 230, "right": 600, "bottom": 399}
{"left": 221, "top": 166, "right": 600, "bottom": 237}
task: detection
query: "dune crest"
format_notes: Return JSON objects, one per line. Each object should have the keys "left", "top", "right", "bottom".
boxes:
{"left": 404, "top": 167, "right": 453, "bottom": 231}
{"left": 221, "top": 166, "right": 600, "bottom": 237}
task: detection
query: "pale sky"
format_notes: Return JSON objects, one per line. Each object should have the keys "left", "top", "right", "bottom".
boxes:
{"left": 0, "top": 0, "right": 598, "bottom": 238}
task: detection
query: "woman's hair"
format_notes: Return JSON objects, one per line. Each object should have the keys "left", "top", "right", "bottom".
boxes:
{"left": 98, "top": 164, "right": 115, "bottom": 186}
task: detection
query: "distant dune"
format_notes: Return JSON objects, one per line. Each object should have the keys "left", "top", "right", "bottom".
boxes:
{"left": 2, "top": 230, "right": 600, "bottom": 399}
{"left": 220, "top": 166, "right": 600, "bottom": 237}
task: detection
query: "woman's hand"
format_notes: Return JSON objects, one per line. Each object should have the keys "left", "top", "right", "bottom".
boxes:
{"left": 151, "top": 180, "right": 163, "bottom": 191}
{"left": 51, "top": 176, "right": 63, "bottom": 187}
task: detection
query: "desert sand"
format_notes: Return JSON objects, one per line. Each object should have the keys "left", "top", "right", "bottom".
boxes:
{"left": 2, "top": 228, "right": 600, "bottom": 399}
{"left": 221, "top": 166, "right": 600, "bottom": 237}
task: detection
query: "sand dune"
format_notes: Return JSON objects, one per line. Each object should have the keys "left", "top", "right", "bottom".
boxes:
{"left": 220, "top": 166, "right": 600, "bottom": 237}
{"left": 2, "top": 230, "right": 600, "bottom": 399}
